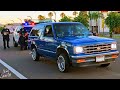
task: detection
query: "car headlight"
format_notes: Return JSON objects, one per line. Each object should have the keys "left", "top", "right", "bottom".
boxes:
{"left": 74, "top": 46, "right": 83, "bottom": 54}
{"left": 111, "top": 43, "right": 117, "bottom": 50}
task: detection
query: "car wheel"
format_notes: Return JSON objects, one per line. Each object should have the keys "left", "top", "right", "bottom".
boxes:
{"left": 13, "top": 38, "right": 18, "bottom": 47}
{"left": 57, "top": 53, "right": 70, "bottom": 73}
{"left": 100, "top": 63, "right": 110, "bottom": 67}
{"left": 31, "top": 47, "right": 40, "bottom": 61}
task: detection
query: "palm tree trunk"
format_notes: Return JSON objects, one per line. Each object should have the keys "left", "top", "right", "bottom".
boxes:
{"left": 90, "top": 19, "right": 92, "bottom": 31}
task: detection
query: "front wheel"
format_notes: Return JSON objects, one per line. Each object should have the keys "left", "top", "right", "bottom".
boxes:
{"left": 57, "top": 53, "right": 70, "bottom": 73}
{"left": 31, "top": 48, "right": 40, "bottom": 61}
{"left": 100, "top": 63, "right": 110, "bottom": 67}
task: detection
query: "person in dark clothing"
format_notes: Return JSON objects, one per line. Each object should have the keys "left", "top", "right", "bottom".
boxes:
{"left": 18, "top": 28, "right": 28, "bottom": 50}
{"left": 1, "top": 26, "right": 10, "bottom": 49}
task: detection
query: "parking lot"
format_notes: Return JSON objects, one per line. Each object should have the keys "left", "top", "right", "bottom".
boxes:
{"left": 0, "top": 34, "right": 120, "bottom": 79}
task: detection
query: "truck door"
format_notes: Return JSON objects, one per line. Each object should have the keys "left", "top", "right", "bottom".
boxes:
{"left": 41, "top": 25, "right": 57, "bottom": 58}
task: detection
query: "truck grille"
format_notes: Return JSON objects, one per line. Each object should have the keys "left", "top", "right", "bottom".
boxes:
{"left": 83, "top": 44, "right": 111, "bottom": 54}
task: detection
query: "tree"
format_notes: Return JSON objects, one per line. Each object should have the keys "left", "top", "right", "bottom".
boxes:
{"left": 60, "top": 12, "right": 66, "bottom": 18}
{"left": 73, "top": 11, "right": 89, "bottom": 28}
{"left": 48, "top": 12, "right": 53, "bottom": 20}
{"left": 105, "top": 12, "right": 120, "bottom": 38}
{"left": 88, "top": 11, "right": 103, "bottom": 32}
{"left": 59, "top": 16, "right": 72, "bottom": 22}
{"left": 88, "top": 11, "right": 93, "bottom": 30}
{"left": 91, "top": 12, "right": 103, "bottom": 26}
{"left": 73, "top": 11, "right": 78, "bottom": 18}
{"left": 38, "top": 15, "right": 45, "bottom": 20}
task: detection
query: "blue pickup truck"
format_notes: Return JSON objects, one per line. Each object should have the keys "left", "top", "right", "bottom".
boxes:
{"left": 28, "top": 22, "right": 119, "bottom": 72}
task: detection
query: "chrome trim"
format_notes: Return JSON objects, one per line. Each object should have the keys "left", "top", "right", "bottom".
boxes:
{"left": 57, "top": 45, "right": 70, "bottom": 55}
{"left": 39, "top": 48, "right": 56, "bottom": 53}
{"left": 71, "top": 51, "right": 119, "bottom": 59}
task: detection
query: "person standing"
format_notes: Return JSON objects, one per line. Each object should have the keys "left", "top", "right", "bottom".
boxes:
{"left": 1, "top": 26, "right": 10, "bottom": 49}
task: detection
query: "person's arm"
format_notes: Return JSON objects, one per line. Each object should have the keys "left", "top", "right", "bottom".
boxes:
{"left": 8, "top": 29, "right": 10, "bottom": 34}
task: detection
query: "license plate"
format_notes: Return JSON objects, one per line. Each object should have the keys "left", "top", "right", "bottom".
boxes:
{"left": 96, "top": 55, "right": 105, "bottom": 62}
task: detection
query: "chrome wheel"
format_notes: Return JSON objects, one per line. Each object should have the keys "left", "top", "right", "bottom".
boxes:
{"left": 32, "top": 48, "right": 37, "bottom": 61}
{"left": 57, "top": 55, "right": 66, "bottom": 72}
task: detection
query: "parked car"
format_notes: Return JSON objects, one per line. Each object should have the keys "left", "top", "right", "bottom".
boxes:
{"left": 13, "top": 23, "right": 34, "bottom": 47}
{"left": 28, "top": 22, "right": 119, "bottom": 72}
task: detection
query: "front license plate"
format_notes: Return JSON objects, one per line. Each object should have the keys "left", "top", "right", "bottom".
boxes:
{"left": 96, "top": 55, "right": 105, "bottom": 62}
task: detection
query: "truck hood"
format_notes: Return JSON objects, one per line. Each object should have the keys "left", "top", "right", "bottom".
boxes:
{"left": 57, "top": 36, "right": 116, "bottom": 45}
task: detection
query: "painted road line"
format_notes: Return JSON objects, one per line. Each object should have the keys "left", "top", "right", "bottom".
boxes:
{"left": 0, "top": 59, "right": 27, "bottom": 79}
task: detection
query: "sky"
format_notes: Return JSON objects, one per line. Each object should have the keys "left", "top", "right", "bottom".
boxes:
{"left": 0, "top": 11, "right": 76, "bottom": 24}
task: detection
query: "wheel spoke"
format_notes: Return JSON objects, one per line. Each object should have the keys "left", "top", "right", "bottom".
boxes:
{"left": 57, "top": 55, "right": 65, "bottom": 72}
{"left": 32, "top": 49, "right": 36, "bottom": 60}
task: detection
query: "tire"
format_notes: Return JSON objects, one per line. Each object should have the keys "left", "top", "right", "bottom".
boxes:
{"left": 57, "top": 53, "right": 70, "bottom": 73}
{"left": 31, "top": 47, "right": 40, "bottom": 61}
{"left": 13, "top": 38, "right": 18, "bottom": 47}
{"left": 100, "top": 63, "right": 110, "bottom": 67}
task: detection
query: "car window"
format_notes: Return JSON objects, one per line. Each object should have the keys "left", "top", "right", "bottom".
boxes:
{"left": 30, "top": 29, "right": 40, "bottom": 36}
{"left": 16, "top": 26, "right": 22, "bottom": 32}
{"left": 44, "top": 25, "right": 53, "bottom": 37}
{"left": 30, "top": 24, "right": 45, "bottom": 37}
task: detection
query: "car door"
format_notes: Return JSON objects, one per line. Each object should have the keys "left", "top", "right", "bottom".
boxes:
{"left": 28, "top": 24, "right": 47, "bottom": 56}
{"left": 14, "top": 26, "right": 22, "bottom": 43}
{"left": 41, "top": 24, "right": 57, "bottom": 58}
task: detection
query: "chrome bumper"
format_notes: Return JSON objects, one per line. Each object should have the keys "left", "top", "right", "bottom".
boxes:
{"left": 71, "top": 51, "right": 119, "bottom": 59}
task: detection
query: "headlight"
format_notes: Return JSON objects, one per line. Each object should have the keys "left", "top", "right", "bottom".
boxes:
{"left": 74, "top": 46, "right": 83, "bottom": 54}
{"left": 111, "top": 43, "right": 117, "bottom": 50}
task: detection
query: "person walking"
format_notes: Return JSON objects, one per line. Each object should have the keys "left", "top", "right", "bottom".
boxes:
{"left": 1, "top": 26, "right": 10, "bottom": 49}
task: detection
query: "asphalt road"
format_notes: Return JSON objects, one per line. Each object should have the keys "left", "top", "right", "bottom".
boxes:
{"left": 0, "top": 34, "right": 120, "bottom": 79}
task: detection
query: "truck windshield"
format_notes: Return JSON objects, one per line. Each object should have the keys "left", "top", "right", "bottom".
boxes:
{"left": 53, "top": 23, "right": 91, "bottom": 38}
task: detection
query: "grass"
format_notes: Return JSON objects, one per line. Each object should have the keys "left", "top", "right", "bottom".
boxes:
{"left": 99, "top": 34, "right": 120, "bottom": 39}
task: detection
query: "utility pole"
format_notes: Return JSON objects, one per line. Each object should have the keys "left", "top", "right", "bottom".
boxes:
{"left": 52, "top": 11, "right": 56, "bottom": 21}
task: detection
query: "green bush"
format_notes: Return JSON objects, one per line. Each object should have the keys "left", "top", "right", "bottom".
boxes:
{"left": 105, "top": 12, "right": 120, "bottom": 37}
{"left": 73, "top": 12, "right": 89, "bottom": 28}
{"left": 0, "top": 27, "right": 4, "bottom": 32}
{"left": 59, "top": 16, "right": 72, "bottom": 22}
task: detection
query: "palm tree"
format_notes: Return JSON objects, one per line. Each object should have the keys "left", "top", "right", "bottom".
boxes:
{"left": 60, "top": 12, "right": 65, "bottom": 18}
{"left": 89, "top": 11, "right": 103, "bottom": 33}
{"left": 38, "top": 15, "right": 45, "bottom": 20}
{"left": 73, "top": 11, "right": 78, "bottom": 18}
{"left": 48, "top": 12, "right": 53, "bottom": 20}
{"left": 80, "top": 11, "right": 87, "bottom": 15}
{"left": 88, "top": 11, "right": 93, "bottom": 31}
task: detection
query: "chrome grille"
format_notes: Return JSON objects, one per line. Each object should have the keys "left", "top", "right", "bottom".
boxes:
{"left": 83, "top": 44, "right": 111, "bottom": 54}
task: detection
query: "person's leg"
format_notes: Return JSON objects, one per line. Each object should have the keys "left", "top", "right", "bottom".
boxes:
{"left": 7, "top": 40, "right": 10, "bottom": 48}
{"left": 3, "top": 39, "right": 6, "bottom": 49}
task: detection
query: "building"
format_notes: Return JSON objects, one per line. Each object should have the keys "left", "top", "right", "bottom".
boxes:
{"left": 88, "top": 11, "right": 120, "bottom": 34}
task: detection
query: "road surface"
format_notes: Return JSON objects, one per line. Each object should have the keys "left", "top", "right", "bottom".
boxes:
{"left": 0, "top": 34, "right": 120, "bottom": 79}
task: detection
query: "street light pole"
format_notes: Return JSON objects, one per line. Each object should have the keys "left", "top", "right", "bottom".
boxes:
{"left": 52, "top": 11, "right": 56, "bottom": 21}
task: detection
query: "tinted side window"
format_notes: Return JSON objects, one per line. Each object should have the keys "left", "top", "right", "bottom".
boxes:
{"left": 30, "top": 24, "right": 45, "bottom": 37}
{"left": 44, "top": 25, "right": 53, "bottom": 37}
{"left": 30, "top": 29, "right": 40, "bottom": 36}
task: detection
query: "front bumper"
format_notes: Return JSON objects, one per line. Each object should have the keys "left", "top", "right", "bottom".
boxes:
{"left": 70, "top": 51, "right": 119, "bottom": 67}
